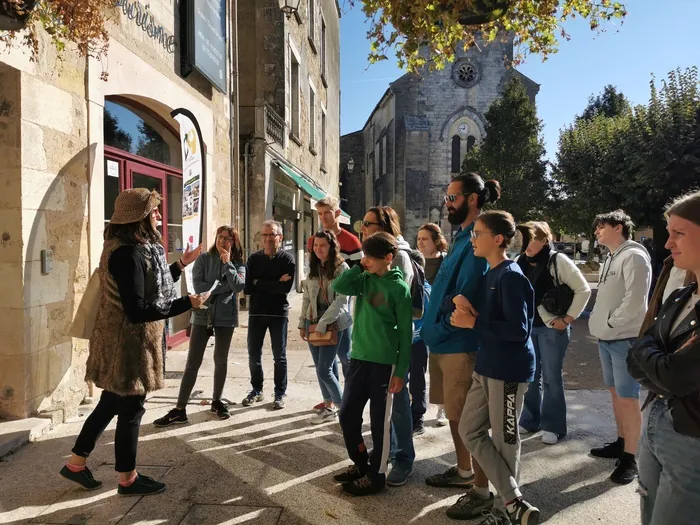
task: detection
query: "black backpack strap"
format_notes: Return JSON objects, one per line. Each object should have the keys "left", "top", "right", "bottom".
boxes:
{"left": 548, "top": 251, "right": 561, "bottom": 286}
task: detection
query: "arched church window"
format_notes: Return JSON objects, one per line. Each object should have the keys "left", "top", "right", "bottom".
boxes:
{"left": 467, "top": 135, "right": 476, "bottom": 153}
{"left": 451, "top": 135, "right": 461, "bottom": 173}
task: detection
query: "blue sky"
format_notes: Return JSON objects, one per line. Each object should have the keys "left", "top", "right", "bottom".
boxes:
{"left": 339, "top": 0, "right": 700, "bottom": 160}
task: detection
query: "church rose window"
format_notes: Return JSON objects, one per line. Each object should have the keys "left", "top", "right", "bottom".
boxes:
{"left": 453, "top": 59, "right": 481, "bottom": 88}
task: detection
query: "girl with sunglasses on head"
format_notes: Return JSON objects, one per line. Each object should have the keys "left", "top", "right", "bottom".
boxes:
{"left": 155, "top": 226, "right": 246, "bottom": 426}
{"left": 299, "top": 230, "right": 352, "bottom": 424}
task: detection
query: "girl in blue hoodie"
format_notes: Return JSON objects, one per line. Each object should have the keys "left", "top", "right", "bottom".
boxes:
{"left": 447, "top": 211, "right": 539, "bottom": 525}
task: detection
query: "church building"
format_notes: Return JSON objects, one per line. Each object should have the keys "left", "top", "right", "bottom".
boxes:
{"left": 340, "top": 34, "right": 539, "bottom": 243}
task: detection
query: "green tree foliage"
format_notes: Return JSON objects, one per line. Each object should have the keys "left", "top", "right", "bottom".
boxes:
{"left": 347, "top": 0, "right": 627, "bottom": 72}
{"left": 461, "top": 77, "right": 548, "bottom": 221}
{"left": 551, "top": 67, "right": 700, "bottom": 240}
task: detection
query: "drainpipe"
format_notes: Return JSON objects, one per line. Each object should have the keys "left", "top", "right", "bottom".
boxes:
{"left": 229, "top": 0, "right": 240, "bottom": 231}
{"left": 243, "top": 138, "right": 253, "bottom": 257}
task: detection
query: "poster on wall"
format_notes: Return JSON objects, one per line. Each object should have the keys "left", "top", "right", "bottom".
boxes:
{"left": 171, "top": 108, "right": 206, "bottom": 293}
{"left": 185, "top": 0, "right": 227, "bottom": 93}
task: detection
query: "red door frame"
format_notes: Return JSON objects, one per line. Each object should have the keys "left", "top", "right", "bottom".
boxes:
{"left": 104, "top": 145, "right": 187, "bottom": 348}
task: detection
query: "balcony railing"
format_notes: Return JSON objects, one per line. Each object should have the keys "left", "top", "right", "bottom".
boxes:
{"left": 264, "top": 104, "right": 285, "bottom": 147}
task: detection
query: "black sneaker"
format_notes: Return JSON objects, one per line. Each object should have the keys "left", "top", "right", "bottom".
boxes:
{"left": 272, "top": 395, "right": 286, "bottom": 410}
{"left": 117, "top": 474, "right": 166, "bottom": 496}
{"left": 426, "top": 466, "right": 475, "bottom": 488}
{"left": 211, "top": 400, "right": 230, "bottom": 420}
{"left": 590, "top": 438, "right": 624, "bottom": 459}
{"left": 413, "top": 421, "right": 426, "bottom": 437}
{"left": 333, "top": 464, "right": 367, "bottom": 483}
{"left": 153, "top": 408, "right": 188, "bottom": 427}
{"left": 507, "top": 498, "right": 540, "bottom": 525}
{"left": 610, "top": 454, "right": 638, "bottom": 485}
{"left": 342, "top": 474, "right": 386, "bottom": 496}
{"left": 446, "top": 488, "right": 495, "bottom": 520}
{"left": 242, "top": 391, "right": 264, "bottom": 406}
{"left": 59, "top": 465, "right": 103, "bottom": 490}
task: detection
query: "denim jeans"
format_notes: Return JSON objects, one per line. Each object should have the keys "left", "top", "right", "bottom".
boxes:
{"left": 247, "top": 316, "right": 288, "bottom": 397}
{"left": 337, "top": 323, "right": 352, "bottom": 378}
{"left": 389, "top": 373, "right": 416, "bottom": 471}
{"left": 408, "top": 340, "right": 428, "bottom": 424}
{"left": 520, "top": 325, "right": 570, "bottom": 437}
{"left": 306, "top": 321, "right": 345, "bottom": 406}
{"left": 638, "top": 398, "right": 700, "bottom": 525}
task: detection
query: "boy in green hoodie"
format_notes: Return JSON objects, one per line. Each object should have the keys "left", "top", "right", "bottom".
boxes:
{"left": 331, "top": 231, "right": 413, "bottom": 496}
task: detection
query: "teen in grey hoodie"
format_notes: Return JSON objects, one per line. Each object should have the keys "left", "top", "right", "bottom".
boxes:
{"left": 588, "top": 210, "right": 651, "bottom": 486}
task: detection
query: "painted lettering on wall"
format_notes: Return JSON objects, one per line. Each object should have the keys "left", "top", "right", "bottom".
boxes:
{"left": 115, "top": 0, "right": 176, "bottom": 54}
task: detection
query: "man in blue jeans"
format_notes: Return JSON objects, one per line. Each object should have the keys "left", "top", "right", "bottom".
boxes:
{"left": 588, "top": 210, "right": 651, "bottom": 484}
{"left": 243, "top": 220, "right": 296, "bottom": 410}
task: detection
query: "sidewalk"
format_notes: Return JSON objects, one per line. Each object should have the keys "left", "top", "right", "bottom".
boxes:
{"left": 0, "top": 296, "right": 640, "bottom": 525}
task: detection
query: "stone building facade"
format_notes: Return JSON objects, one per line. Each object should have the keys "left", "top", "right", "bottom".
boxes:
{"left": 238, "top": 0, "right": 343, "bottom": 285}
{"left": 342, "top": 35, "right": 538, "bottom": 243}
{"left": 0, "top": 1, "right": 234, "bottom": 422}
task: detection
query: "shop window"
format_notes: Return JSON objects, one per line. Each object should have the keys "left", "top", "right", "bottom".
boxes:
{"left": 104, "top": 100, "right": 182, "bottom": 169}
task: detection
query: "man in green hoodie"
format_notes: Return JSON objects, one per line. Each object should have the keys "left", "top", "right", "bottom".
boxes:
{"left": 331, "top": 232, "right": 413, "bottom": 497}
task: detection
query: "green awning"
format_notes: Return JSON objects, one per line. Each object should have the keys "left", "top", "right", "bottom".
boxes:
{"left": 275, "top": 160, "right": 350, "bottom": 220}
{"left": 275, "top": 161, "right": 326, "bottom": 202}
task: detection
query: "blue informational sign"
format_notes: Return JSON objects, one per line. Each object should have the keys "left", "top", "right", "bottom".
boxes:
{"left": 190, "top": 0, "right": 227, "bottom": 93}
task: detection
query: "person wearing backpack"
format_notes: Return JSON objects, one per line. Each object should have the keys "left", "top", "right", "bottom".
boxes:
{"left": 359, "top": 206, "right": 418, "bottom": 486}
{"left": 517, "top": 222, "right": 591, "bottom": 445}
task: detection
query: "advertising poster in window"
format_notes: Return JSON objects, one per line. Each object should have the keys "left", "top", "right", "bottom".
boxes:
{"left": 171, "top": 108, "right": 205, "bottom": 293}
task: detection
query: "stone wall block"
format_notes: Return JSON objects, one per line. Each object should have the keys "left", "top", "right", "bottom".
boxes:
{"left": 21, "top": 76, "right": 75, "bottom": 135}
{"left": 0, "top": 307, "right": 25, "bottom": 356}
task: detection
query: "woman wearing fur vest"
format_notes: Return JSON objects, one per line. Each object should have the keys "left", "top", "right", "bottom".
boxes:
{"left": 60, "top": 188, "right": 207, "bottom": 496}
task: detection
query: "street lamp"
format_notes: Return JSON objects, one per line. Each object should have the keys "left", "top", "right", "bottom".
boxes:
{"left": 278, "top": 0, "right": 301, "bottom": 19}
{"left": 347, "top": 156, "right": 354, "bottom": 174}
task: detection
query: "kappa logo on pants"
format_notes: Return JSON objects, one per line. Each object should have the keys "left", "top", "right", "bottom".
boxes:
{"left": 503, "top": 382, "right": 518, "bottom": 445}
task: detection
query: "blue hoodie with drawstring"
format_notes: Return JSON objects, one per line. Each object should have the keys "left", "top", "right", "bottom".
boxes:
{"left": 420, "top": 222, "right": 488, "bottom": 354}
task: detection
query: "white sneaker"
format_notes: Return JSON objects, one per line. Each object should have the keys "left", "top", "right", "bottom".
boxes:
{"left": 310, "top": 407, "right": 338, "bottom": 425}
{"left": 541, "top": 431, "right": 559, "bottom": 445}
{"left": 519, "top": 425, "right": 532, "bottom": 435}
{"left": 436, "top": 406, "right": 448, "bottom": 427}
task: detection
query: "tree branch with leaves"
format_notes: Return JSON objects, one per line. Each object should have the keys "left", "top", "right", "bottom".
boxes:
{"left": 345, "top": 0, "right": 627, "bottom": 71}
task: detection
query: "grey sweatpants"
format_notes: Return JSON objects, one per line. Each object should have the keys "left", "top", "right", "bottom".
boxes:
{"left": 459, "top": 373, "right": 529, "bottom": 505}
{"left": 176, "top": 324, "right": 234, "bottom": 407}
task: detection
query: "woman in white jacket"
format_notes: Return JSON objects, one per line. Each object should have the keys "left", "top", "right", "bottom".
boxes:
{"left": 517, "top": 222, "right": 592, "bottom": 445}
{"left": 299, "top": 230, "right": 352, "bottom": 425}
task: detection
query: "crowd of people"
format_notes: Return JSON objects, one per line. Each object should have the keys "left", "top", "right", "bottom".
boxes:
{"left": 58, "top": 176, "right": 700, "bottom": 525}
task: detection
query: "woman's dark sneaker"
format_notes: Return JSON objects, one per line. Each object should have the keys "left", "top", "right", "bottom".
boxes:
{"left": 342, "top": 474, "right": 386, "bottom": 497}
{"left": 272, "top": 395, "right": 286, "bottom": 410}
{"left": 118, "top": 474, "right": 166, "bottom": 496}
{"left": 333, "top": 464, "right": 367, "bottom": 483}
{"left": 153, "top": 408, "right": 188, "bottom": 427}
{"left": 590, "top": 437, "right": 624, "bottom": 458}
{"left": 242, "top": 391, "right": 264, "bottom": 406}
{"left": 211, "top": 400, "right": 230, "bottom": 420}
{"left": 413, "top": 420, "right": 426, "bottom": 436}
{"left": 59, "top": 465, "right": 103, "bottom": 490}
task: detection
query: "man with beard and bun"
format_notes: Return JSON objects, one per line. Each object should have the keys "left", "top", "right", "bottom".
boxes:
{"left": 421, "top": 173, "right": 502, "bottom": 496}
